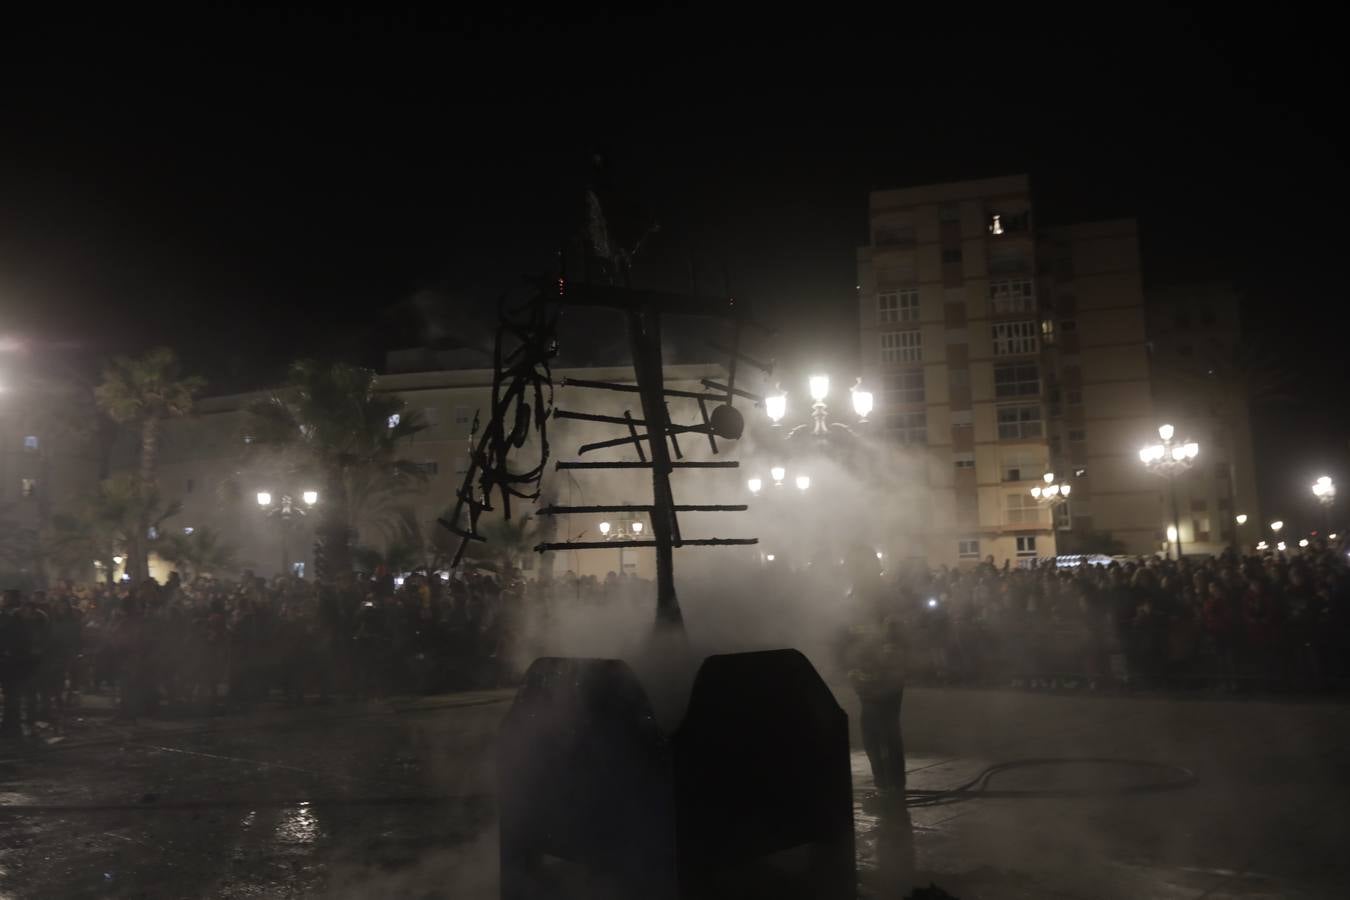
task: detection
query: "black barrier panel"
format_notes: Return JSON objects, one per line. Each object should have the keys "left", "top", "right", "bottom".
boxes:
{"left": 674, "top": 649, "right": 855, "bottom": 899}
{"left": 497, "top": 652, "right": 854, "bottom": 900}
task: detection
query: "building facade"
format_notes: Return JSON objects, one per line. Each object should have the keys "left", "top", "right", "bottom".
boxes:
{"left": 857, "top": 175, "right": 1161, "bottom": 565}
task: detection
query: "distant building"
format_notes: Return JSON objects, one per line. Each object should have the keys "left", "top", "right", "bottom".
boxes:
{"left": 1145, "top": 283, "right": 1261, "bottom": 553}
{"left": 857, "top": 174, "right": 1162, "bottom": 565}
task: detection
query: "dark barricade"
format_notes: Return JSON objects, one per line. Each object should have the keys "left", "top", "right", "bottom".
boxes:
{"left": 497, "top": 650, "right": 854, "bottom": 900}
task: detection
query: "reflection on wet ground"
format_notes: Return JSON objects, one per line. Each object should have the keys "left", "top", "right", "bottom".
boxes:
{"left": 1, "top": 688, "right": 1347, "bottom": 898}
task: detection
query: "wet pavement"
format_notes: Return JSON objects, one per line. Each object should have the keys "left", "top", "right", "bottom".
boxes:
{"left": 2, "top": 686, "right": 1348, "bottom": 898}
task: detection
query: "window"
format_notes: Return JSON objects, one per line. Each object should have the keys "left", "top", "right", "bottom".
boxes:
{"left": 1006, "top": 493, "right": 1040, "bottom": 525}
{"left": 1002, "top": 452, "right": 1039, "bottom": 482}
{"left": 989, "top": 279, "right": 1035, "bottom": 313}
{"left": 20, "top": 477, "right": 37, "bottom": 498}
{"left": 939, "top": 204, "right": 961, "bottom": 223}
{"left": 1040, "top": 319, "right": 1055, "bottom": 344}
{"left": 387, "top": 413, "right": 401, "bottom": 429}
{"left": 1066, "top": 390, "right": 1083, "bottom": 406}
{"left": 1055, "top": 503, "right": 1071, "bottom": 531}
{"left": 954, "top": 452, "right": 975, "bottom": 469}
{"left": 23, "top": 435, "right": 39, "bottom": 452}
{"left": 875, "top": 224, "right": 915, "bottom": 246}
{"left": 994, "top": 362, "right": 1040, "bottom": 398}
{"left": 1060, "top": 319, "right": 1077, "bottom": 332}
{"left": 881, "top": 330, "right": 922, "bottom": 364}
{"left": 407, "top": 461, "right": 439, "bottom": 476}
{"left": 423, "top": 407, "right": 440, "bottom": 425}
{"left": 1016, "top": 535, "right": 1038, "bottom": 557}
{"left": 454, "top": 406, "right": 472, "bottom": 426}
{"left": 878, "top": 289, "right": 919, "bottom": 323}
{"left": 958, "top": 539, "right": 981, "bottom": 559}
{"left": 888, "top": 411, "right": 927, "bottom": 444}
{"left": 949, "top": 368, "right": 970, "bottom": 389}
{"left": 992, "top": 320, "right": 1039, "bottom": 355}
{"left": 1195, "top": 517, "right": 1211, "bottom": 542}
{"left": 997, "top": 404, "right": 1043, "bottom": 440}
{"left": 883, "top": 369, "right": 924, "bottom": 405}
{"left": 1068, "top": 429, "right": 1086, "bottom": 443}
{"left": 941, "top": 248, "right": 963, "bottom": 264}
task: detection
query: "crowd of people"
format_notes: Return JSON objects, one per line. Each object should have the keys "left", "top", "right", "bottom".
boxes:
{"left": 1, "top": 539, "right": 1347, "bottom": 737}
{"left": 885, "top": 537, "right": 1350, "bottom": 691}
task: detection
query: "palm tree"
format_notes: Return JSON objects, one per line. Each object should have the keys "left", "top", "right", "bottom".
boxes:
{"left": 246, "top": 360, "right": 427, "bottom": 583}
{"left": 44, "top": 476, "right": 181, "bottom": 584}
{"left": 94, "top": 347, "right": 205, "bottom": 580}
{"left": 157, "top": 526, "right": 239, "bottom": 580}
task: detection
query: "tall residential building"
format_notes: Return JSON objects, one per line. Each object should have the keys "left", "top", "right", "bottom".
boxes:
{"left": 1145, "top": 283, "right": 1261, "bottom": 553}
{"left": 858, "top": 175, "right": 1160, "bottom": 566}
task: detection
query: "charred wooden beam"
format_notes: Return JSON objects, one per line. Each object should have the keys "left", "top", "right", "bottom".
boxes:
{"left": 555, "top": 460, "right": 739, "bottom": 470}
{"left": 534, "top": 537, "right": 759, "bottom": 552}
{"left": 538, "top": 504, "right": 748, "bottom": 515}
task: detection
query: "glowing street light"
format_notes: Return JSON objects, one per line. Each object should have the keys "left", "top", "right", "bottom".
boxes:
{"left": 1235, "top": 514, "right": 1248, "bottom": 525}
{"left": 770, "top": 465, "right": 787, "bottom": 486}
{"left": 1166, "top": 524, "right": 1179, "bottom": 543}
{"left": 256, "top": 491, "right": 272, "bottom": 507}
{"left": 1313, "top": 475, "right": 1336, "bottom": 504}
{"left": 765, "top": 393, "right": 787, "bottom": 425}
{"left": 1029, "top": 472, "right": 1071, "bottom": 511}
{"left": 599, "top": 521, "right": 612, "bottom": 537}
{"left": 1277, "top": 541, "right": 1287, "bottom": 552}
{"left": 795, "top": 474, "right": 811, "bottom": 492}
{"left": 747, "top": 477, "right": 763, "bottom": 495}
{"left": 302, "top": 490, "right": 319, "bottom": 506}
{"left": 1299, "top": 538, "right": 1310, "bottom": 548}
{"left": 1270, "top": 520, "right": 1284, "bottom": 534}
{"left": 850, "top": 384, "right": 873, "bottom": 422}
{"left": 1256, "top": 540, "right": 1269, "bottom": 551}
{"left": 631, "top": 521, "right": 644, "bottom": 535}
{"left": 808, "top": 374, "right": 830, "bottom": 402}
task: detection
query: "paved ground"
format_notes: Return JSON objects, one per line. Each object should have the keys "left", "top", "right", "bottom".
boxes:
{"left": 1, "top": 684, "right": 1347, "bottom": 898}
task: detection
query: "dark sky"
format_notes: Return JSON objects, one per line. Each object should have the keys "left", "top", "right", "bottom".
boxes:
{"left": 1, "top": 8, "right": 1346, "bottom": 529}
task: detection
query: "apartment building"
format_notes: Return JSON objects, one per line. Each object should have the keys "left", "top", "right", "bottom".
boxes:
{"left": 858, "top": 175, "right": 1160, "bottom": 565}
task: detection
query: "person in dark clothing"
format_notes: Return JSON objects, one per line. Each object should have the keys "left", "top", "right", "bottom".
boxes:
{"left": 0, "top": 591, "right": 33, "bottom": 738}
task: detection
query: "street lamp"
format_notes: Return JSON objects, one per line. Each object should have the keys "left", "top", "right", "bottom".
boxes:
{"left": 770, "top": 465, "right": 787, "bottom": 487}
{"left": 1313, "top": 475, "right": 1336, "bottom": 531}
{"left": 302, "top": 489, "right": 319, "bottom": 506}
{"left": 256, "top": 491, "right": 272, "bottom": 507}
{"left": 1270, "top": 520, "right": 1284, "bottom": 535}
{"left": 257, "top": 490, "right": 318, "bottom": 576}
{"left": 1139, "top": 423, "right": 1199, "bottom": 559}
{"left": 1235, "top": 514, "right": 1248, "bottom": 525}
{"left": 1029, "top": 471, "right": 1072, "bottom": 505}
{"left": 795, "top": 474, "right": 811, "bottom": 492}
{"left": 747, "top": 477, "right": 763, "bottom": 495}
{"left": 775, "top": 374, "right": 871, "bottom": 440}
{"left": 599, "top": 520, "right": 612, "bottom": 537}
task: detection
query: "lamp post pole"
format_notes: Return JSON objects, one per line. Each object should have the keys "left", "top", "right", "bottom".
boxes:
{"left": 1139, "top": 423, "right": 1199, "bottom": 561}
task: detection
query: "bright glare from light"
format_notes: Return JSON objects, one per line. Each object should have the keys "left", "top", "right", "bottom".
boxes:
{"left": 1171, "top": 446, "right": 1188, "bottom": 462}
{"left": 766, "top": 553, "right": 776, "bottom": 562}
{"left": 927, "top": 598, "right": 938, "bottom": 608}
{"left": 388, "top": 413, "right": 400, "bottom": 429}
{"left": 1031, "top": 486, "right": 1042, "bottom": 498}
{"left": 795, "top": 474, "right": 811, "bottom": 491}
{"left": 112, "top": 555, "right": 124, "bottom": 565}
{"left": 1277, "top": 541, "right": 1287, "bottom": 551}
{"left": 770, "top": 465, "right": 786, "bottom": 485}
{"left": 440, "top": 571, "right": 450, "bottom": 582}
{"left": 1256, "top": 540, "right": 1268, "bottom": 550}
{"left": 1331, "top": 533, "right": 1339, "bottom": 540}
{"left": 631, "top": 521, "right": 644, "bottom": 535}
{"left": 747, "top": 477, "right": 763, "bottom": 494}
{"left": 1299, "top": 538, "right": 1309, "bottom": 548}
{"left": 599, "top": 521, "right": 611, "bottom": 536}
{"left": 851, "top": 388, "right": 873, "bottom": 419}
{"left": 765, "top": 393, "right": 787, "bottom": 424}
{"left": 302, "top": 490, "right": 319, "bottom": 505}
{"left": 394, "top": 575, "right": 405, "bottom": 587}
{"left": 256, "top": 491, "right": 272, "bottom": 507}
{"left": 1140, "top": 445, "right": 1164, "bottom": 463}
{"left": 1158, "top": 423, "right": 1175, "bottom": 441}
{"left": 1271, "top": 520, "right": 1284, "bottom": 533}
{"left": 1183, "top": 442, "right": 1199, "bottom": 459}
{"left": 1061, "top": 483, "right": 1072, "bottom": 496}
{"left": 1045, "top": 484, "right": 1060, "bottom": 497}
{"left": 1235, "top": 514, "right": 1248, "bottom": 525}
{"left": 876, "top": 551, "right": 883, "bottom": 559}
{"left": 808, "top": 374, "right": 830, "bottom": 402}
{"left": 1166, "top": 524, "right": 1178, "bottom": 542}
{"left": 183, "top": 526, "right": 194, "bottom": 535}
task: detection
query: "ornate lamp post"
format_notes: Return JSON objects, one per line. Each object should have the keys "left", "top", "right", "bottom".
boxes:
{"left": 1313, "top": 475, "right": 1336, "bottom": 533}
{"left": 598, "top": 517, "right": 646, "bottom": 574}
{"left": 1139, "top": 423, "right": 1199, "bottom": 559}
{"left": 257, "top": 489, "right": 318, "bottom": 576}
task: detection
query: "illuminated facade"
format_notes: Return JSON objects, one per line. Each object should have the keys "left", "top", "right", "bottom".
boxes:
{"left": 858, "top": 175, "right": 1160, "bottom": 565}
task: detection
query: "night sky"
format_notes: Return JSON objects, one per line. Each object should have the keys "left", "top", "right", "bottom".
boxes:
{"left": 1, "top": 9, "right": 1345, "bottom": 528}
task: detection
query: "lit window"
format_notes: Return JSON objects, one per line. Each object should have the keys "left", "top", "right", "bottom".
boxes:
{"left": 1016, "top": 535, "right": 1038, "bottom": 557}
{"left": 387, "top": 414, "right": 401, "bottom": 429}
{"left": 880, "top": 330, "right": 922, "bottom": 364}
{"left": 23, "top": 435, "right": 39, "bottom": 451}
{"left": 958, "top": 539, "right": 981, "bottom": 559}
{"left": 992, "top": 320, "right": 1039, "bottom": 355}
{"left": 887, "top": 411, "right": 927, "bottom": 445}
{"left": 997, "top": 404, "right": 1043, "bottom": 440}
{"left": 1001, "top": 452, "right": 1038, "bottom": 482}
{"left": 994, "top": 362, "right": 1040, "bottom": 398}
{"left": 1040, "top": 320, "right": 1055, "bottom": 344}
{"left": 883, "top": 369, "right": 924, "bottom": 405}
{"left": 989, "top": 279, "right": 1035, "bottom": 314}
{"left": 878, "top": 289, "right": 919, "bottom": 324}
{"left": 20, "top": 477, "right": 37, "bottom": 498}
{"left": 1006, "top": 494, "right": 1041, "bottom": 525}
{"left": 989, "top": 214, "right": 1004, "bottom": 235}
